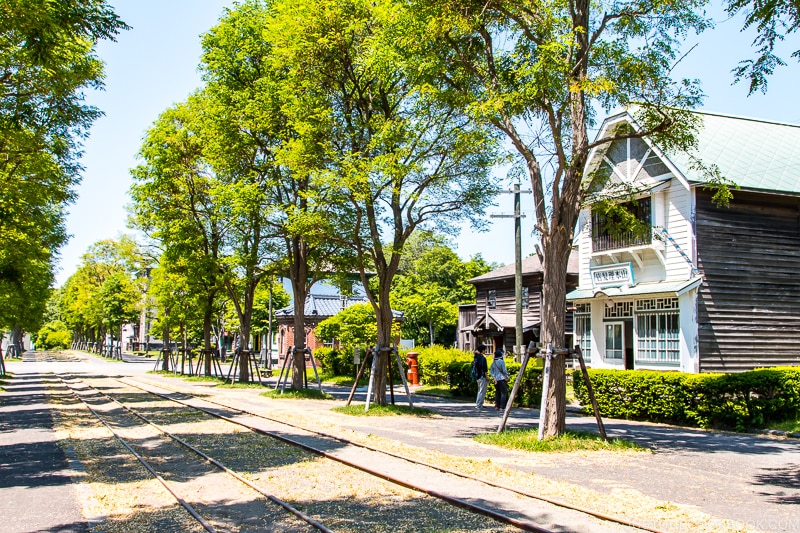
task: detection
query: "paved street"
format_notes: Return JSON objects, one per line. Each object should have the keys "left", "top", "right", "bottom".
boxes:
{"left": 1, "top": 351, "right": 799, "bottom": 532}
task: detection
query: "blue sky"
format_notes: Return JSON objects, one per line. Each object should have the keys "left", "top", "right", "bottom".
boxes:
{"left": 55, "top": 1, "right": 800, "bottom": 285}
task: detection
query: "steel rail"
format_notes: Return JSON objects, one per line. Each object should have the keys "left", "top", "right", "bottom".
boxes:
{"left": 109, "top": 376, "right": 553, "bottom": 533}
{"left": 62, "top": 375, "right": 334, "bottom": 533}
{"left": 121, "top": 375, "right": 670, "bottom": 533}
{"left": 53, "top": 373, "right": 218, "bottom": 533}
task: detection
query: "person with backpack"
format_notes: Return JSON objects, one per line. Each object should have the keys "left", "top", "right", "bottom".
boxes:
{"left": 490, "top": 348, "right": 510, "bottom": 411}
{"left": 472, "top": 344, "right": 489, "bottom": 409}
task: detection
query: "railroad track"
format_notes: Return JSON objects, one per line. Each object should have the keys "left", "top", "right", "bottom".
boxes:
{"left": 86, "top": 373, "right": 667, "bottom": 533}
{"left": 55, "top": 373, "right": 330, "bottom": 532}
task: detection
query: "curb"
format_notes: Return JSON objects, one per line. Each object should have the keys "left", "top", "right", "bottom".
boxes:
{"left": 760, "top": 428, "right": 800, "bottom": 439}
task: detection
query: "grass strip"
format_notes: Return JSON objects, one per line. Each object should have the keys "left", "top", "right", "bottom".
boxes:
{"left": 261, "top": 388, "right": 334, "bottom": 400}
{"left": 766, "top": 419, "right": 800, "bottom": 433}
{"left": 332, "top": 403, "right": 435, "bottom": 417}
{"left": 474, "top": 429, "right": 647, "bottom": 453}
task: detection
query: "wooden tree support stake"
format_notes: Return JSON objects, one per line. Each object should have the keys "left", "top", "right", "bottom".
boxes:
{"left": 346, "top": 348, "right": 370, "bottom": 406}
{"left": 365, "top": 346, "right": 379, "bottom": 411}
{"left": 497, "top": 341, "right": 537, "bottom": 433}
{"left": 393, "top": 348, "right": 414, "bottom": 409}
{"left": 537, "top": 343, "right": 553, "bottom": 441}
{"left": 275, "top": 347, "right": 292, "bottom": 393}
{"left": 575, "top": 345, "right": 607, "bottom": 441}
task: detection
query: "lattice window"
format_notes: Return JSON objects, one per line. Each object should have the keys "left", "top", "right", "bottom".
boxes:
{"left": 636, "top": 298, "right": 679, "bottom": 312}
{"left": 521, "top": 287, "right": 529, "bottom": 309}
{"left": 604, "top": 301, "right": 632, "bottom": 318}
{"left": 488, "top": 290, "right": 496, "bottom": 309}
{"left": 635, "top": 298, "right": 680, "bottom": 364}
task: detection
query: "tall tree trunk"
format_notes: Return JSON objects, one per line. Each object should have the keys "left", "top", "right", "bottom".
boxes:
{"left": 238, "top": 329, "right": 250, "bottom": 381}
{"left": 237, "top": 284, "right": 256, "bottom": 383}
{"left": 371, "top": 281, "right": 395, "bottom": 406}
{"left": 290, "top": 280, "right": 308, "bottom": 389}
{"left": 11, "top": 326, "right": 23, "bottom": 355}
{"left": 290, "top": 236, "right": 310, "bottom": 389}
{"left": 540, "top": 230, "right": 570, "bottom": 437}
{"left": 203, "top": 297, "right": 213, "bottom": 375}
{"left": 162, "top": 308, "right": 171, "bottom": 371}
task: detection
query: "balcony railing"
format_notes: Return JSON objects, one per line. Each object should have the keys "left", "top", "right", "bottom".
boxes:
{"left": 592, "top": 226, "right": 652, "bottom": 252}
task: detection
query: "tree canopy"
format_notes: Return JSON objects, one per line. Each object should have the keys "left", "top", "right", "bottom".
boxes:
{"left": 726, "top": 0, "right": 799, "bottom": 93}
{"left": 0, "top": 0, "right": 127, "bottom": 345}
{"left": 401, "top": 0, "right": 715, "bottom": 436}
{"left": 391, "top": 231, "right": 495, "bottom": 346}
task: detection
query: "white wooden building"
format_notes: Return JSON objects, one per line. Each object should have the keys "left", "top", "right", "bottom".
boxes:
{"left": 567, "top": 110, "right": 800, "bottom": 373}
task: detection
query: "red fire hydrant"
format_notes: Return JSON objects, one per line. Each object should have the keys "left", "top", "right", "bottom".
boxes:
{"left": 405, "top": 351, "right": 419, "bottom": 386}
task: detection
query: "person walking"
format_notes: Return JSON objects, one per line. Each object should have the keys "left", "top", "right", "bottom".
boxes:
{"left": 490, "top": 348, "right": 510, "bottom": 411}
{"left": 472, "top": 344, "right": 489, "bottom": 409}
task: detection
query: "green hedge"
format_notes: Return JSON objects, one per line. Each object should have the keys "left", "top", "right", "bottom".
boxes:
{"left": 313, "top": 347, "right": 355, "bottom": 377}
{"left": 412, "top": 345, "right": 471, "bottom": 386}
{"left": 315, "top": 344, "right": 544, "bottom": 407}
{"left": 449, "top": 358, "right": 544, "bottom": 407}
{"left": 571, "top": 367, "right": 800, "bottom": 431}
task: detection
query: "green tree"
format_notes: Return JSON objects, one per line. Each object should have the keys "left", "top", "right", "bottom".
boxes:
{"left": 726, "top": 0, "right": 799, "bottom": 93}
{"left": 35, "top": 320, "right": 71, "bottom": 350}
{"left": 250, "top": 278, "right": 290, "bottom": 343}
{"left": 99, "top": 271, "right": 139, "bottom": 356}
{"left": 0, "top": 1, "right": 127, "bottom": 349}
{"left": 316, "top": 302, "right": 400, "bottom": 357}
{"left": 146, "top": 262, "right": 203, "bottom": 370}
{"left": 200, "top": 1, "right": 353, "bottom": 387}
{"left": 130, "top": 96, "right": 226, "bottom": 375}
{"left": 59, "top": 238, "right": 144, "bottom": 351}
{"left": 392, "top": 232, "right": 494, "bottom": 346}
{"left": 404, "top": 0, "right": 721, "bottom": 436}
{"left": 269, "top": 0, "right": 500, "bottom": 405}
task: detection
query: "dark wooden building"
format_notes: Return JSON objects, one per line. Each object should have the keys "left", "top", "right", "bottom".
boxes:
{"left": 567, "top": 110, "right": 800, "bottom": 373}
{"left": 457, "top": 255, "right": 579, "bottom": 356}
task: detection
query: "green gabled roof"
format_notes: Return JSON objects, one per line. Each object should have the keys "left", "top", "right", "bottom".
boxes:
{"left": 664, "top": 111, "right": 800, "bottom": 194}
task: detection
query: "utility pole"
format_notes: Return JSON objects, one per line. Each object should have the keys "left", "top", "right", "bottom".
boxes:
{"left": 491, "top": 182, "right": 531, "bottom": 361}
{"left": 513, "top": 182, "right": 523, "bottom": 358}
{"left": 267, "top": 277, "right": 274, "bottom": 369}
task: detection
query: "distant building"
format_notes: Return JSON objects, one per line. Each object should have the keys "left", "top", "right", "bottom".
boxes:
{"left": 457, "top": 255, "right": 579, "bottom": 355}
{"left": 274, "top": 291, "right": 403, "bottom": 360}
{"left": 567, "top": 109, "right": 800, "bottom": 373}
{"left": 275, "top": 293, "right": 369, "bottom": 355}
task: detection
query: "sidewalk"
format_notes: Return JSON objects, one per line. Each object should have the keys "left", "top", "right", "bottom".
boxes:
{"left": 0, "top": 358, "right": 90, "bottom": 533}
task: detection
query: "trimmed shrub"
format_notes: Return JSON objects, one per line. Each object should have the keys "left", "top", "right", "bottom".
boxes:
{"left": 414, "top": 345, "right": 470, "bottom": 386}
{"left": 313, "top": 347, "right": 356, "bottom": 377}
{"left": 572, "top": 367, "right": 800, "bottom": 431}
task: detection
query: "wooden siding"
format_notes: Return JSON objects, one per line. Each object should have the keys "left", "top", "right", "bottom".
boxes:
{"left": 696, "top": 189, "right": 800, "bottom": 372}
{"left": 457, "top": 305, "right": 477, "bottom": 351}
{"left": 664, "top": 185, "right": 695, "bottom": 280}
{"left": 475, "top": 276, "right": 543, "bottom": 322}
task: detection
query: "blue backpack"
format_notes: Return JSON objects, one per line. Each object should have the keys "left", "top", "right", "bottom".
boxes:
{"left": 470, "top": 358, "right": 480, "bottom": 381}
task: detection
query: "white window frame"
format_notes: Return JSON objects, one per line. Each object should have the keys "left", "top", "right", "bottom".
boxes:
{"left": 634, "top": 298, "right": 680, "bottom": 365}
{"left": 604, "top": 321, "right": 624, "bottom": 361}
{"left": 574, "top": 303, "right": 591, "bottom": 362}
